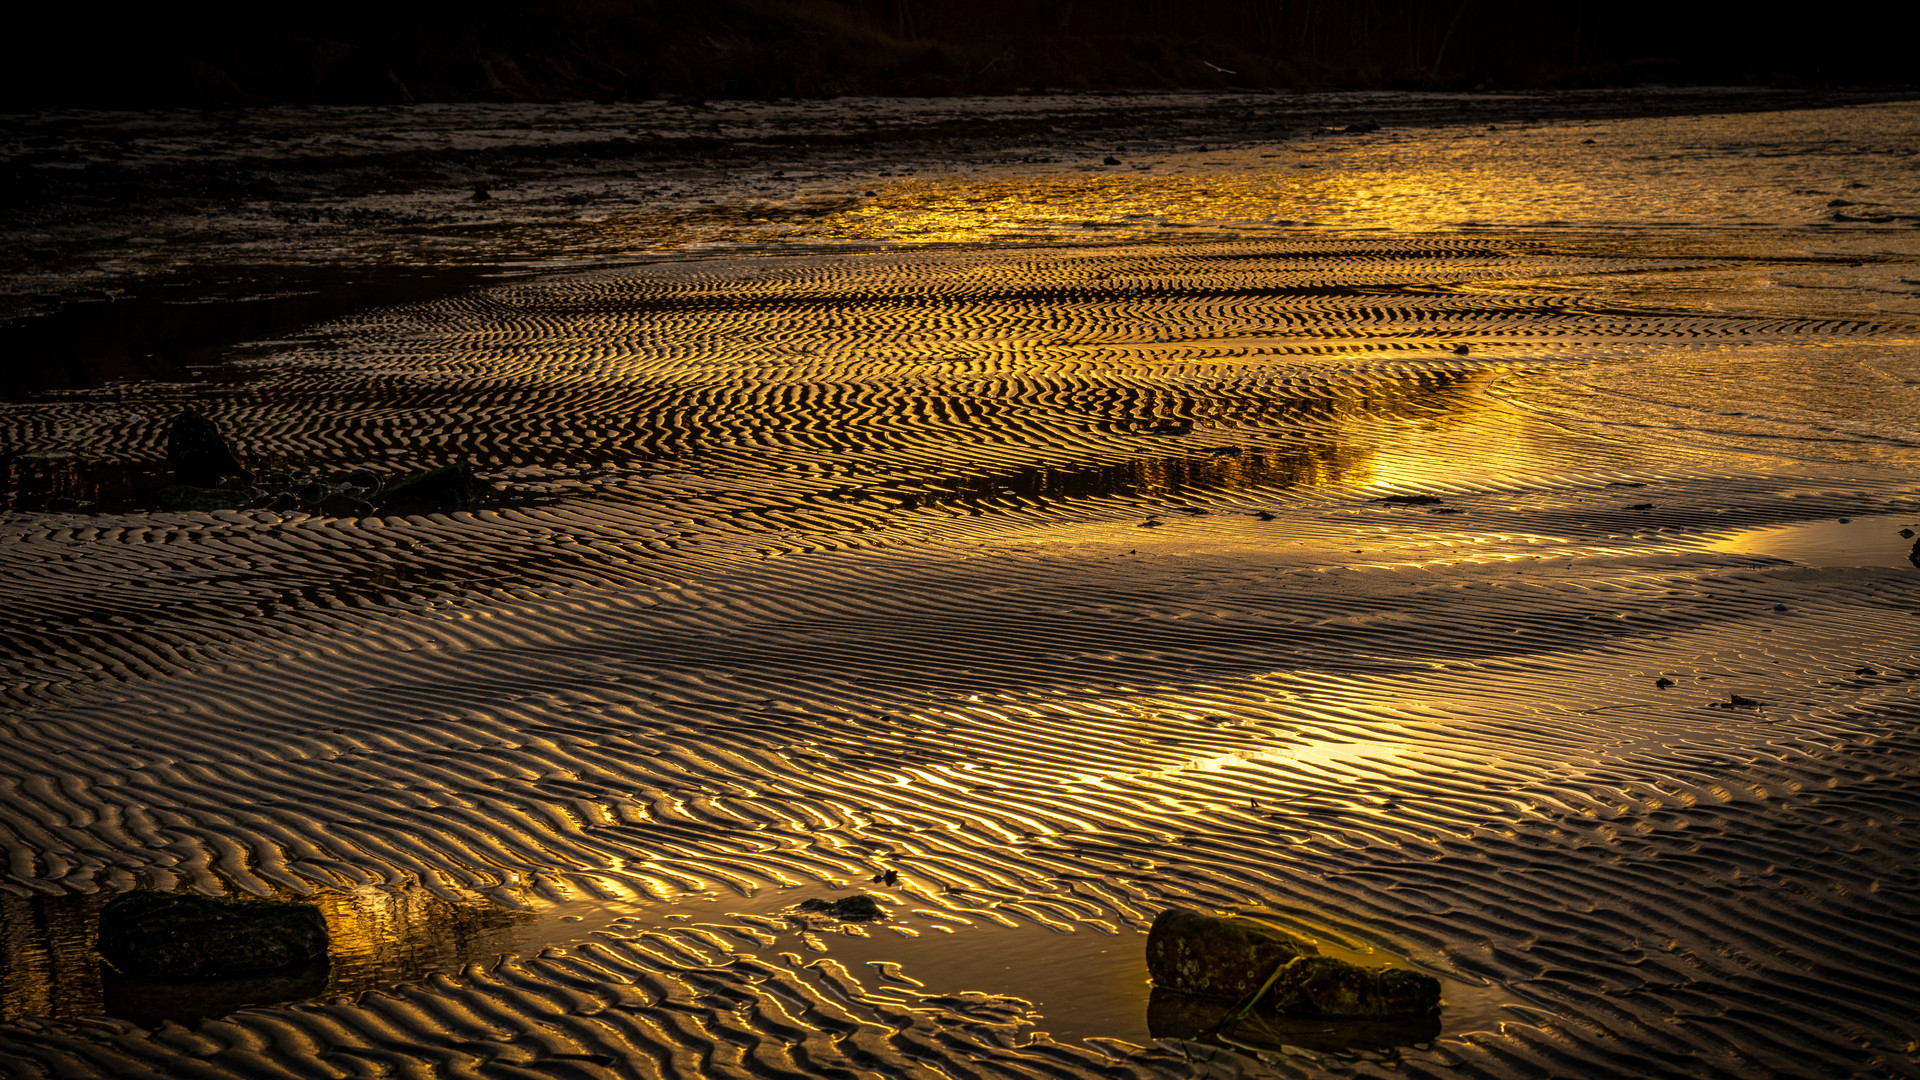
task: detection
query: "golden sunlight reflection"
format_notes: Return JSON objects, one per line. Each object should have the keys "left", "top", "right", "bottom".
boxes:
{"left": 591, "top": 104, "right": 1920, "bottom": 254}
{"left": 0, "top": 884, "right": 645, "bottom": 1027}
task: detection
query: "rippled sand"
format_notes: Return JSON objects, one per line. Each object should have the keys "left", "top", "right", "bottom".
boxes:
{"left": 4, "top": 124, "right": 1920, "bottom": 1078}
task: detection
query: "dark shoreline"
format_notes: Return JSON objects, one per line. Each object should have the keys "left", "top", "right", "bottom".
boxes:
{"left": 4, "top": 85, "right": 1914, "bottom": 400}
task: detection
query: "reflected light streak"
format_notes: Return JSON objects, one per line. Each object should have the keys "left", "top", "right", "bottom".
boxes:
{"left": 591, "top": 103, "right": 1917, "bottom": 254}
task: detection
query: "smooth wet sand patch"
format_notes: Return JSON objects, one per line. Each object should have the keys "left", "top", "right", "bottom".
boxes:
{"left": 1710, "top": 512, "right": 1920, "bottom": 568}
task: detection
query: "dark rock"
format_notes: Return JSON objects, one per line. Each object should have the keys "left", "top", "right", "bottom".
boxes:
{"left": 1145, "top": 908, "right": 1310, "bottom": 1002}
{"left": 1147, "top": 986, "right": 1440, "bottom": 1053}
{"left": 1103, "top": 156, "right": 1122, "bottom": 165}
{"left": 1710, "top": 694, "right": 1764, "bottom": 709}
{"left": 1428, "top": 507, "right": 1464, "bottom": 514}
{"left": 166, "top": 409, "right": 248, "bottom": 488}
{"left": 1856, "top": 667, "right": 1880, "bottom": 676}
{"left": 266, "top": 493, "right": 301, "bottom": 511}
{"left": 44, "top": 496, "right": 79, "bottom": 511}
{"left": 470, "top": 184, "right": 492, "bottom": 201}
{"left": 1910, "top": 538, "right": 1920, "bottom": 569}
{"left": 297, "top": 481, "right": 329, "bottom": 503}
{"left": 1146, "top": 908, "right": 1439, "bottom": 1019}
{"left": 797, "top": 894, "right": 885, "bottom": 921}
{"left": 344, "top": 468, "right": 380, "bottom": 488}
{"left": 1452, "top": 343, "right": 1471, "bottom": 355}
{"left": 156, "top": 486, "right": 251, "bottom": 511}
{"left": 1372, "top": 493, "right": 1444, "bottom": 506}
{"left": 1627, "top": 503, "right": 1655, "bottom": 510}
{"left": 97, "top": 891, "right": 328, "bottom": 980}
{"left": 1655, "top": 677, "right": 1675, "bottom": 688}
{"left": 1899, "top": 528, "right": 1914, "bottom": 539}
{"left": 382, "top": 462, "right": 488, "bottom": 511}
{"left": 1267, "top": 955, "right": 1442, "bottom": 1019}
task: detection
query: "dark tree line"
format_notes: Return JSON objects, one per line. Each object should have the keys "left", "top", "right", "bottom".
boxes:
{"left": 4, "top": 0, "right": 1911, "bottom": 108}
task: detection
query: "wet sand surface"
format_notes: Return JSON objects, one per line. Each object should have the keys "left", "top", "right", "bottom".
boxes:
{"left": 6, "top": 86, "right": 1912, "bottom": 382}
{"left": 4, "top": 100, "right": 1920, "bottom": 1078}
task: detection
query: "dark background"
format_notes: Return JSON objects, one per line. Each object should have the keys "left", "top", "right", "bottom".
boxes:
{"left": 4, "top": 0, "right": 1914, "bottom": 109}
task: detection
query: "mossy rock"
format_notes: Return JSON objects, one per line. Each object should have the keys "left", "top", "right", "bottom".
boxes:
{"left": 1268, "top": 954, "right": 1441, "bottom": 1018}
{"left": 382, "top": 462, "right": 489, "bottom": 510}
{"left": 1146, "top": 907, "right": 1440, "bottom": 1018}
{"left": 97, "top": 891, "right": 329, "bottom": 980}
{"left": 1145, "top": 908, "right": 1311, "bottom": 1001}
{"left": 1147, "top": 986, "right": 1442, "bottom": 1052}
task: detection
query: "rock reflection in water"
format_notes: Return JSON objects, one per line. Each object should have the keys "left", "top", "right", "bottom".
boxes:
{"left": 0, "top": 884, "right": 583, "bottom": 1027}
{"left": 104, "top": 964, "right": 331, "bottom": 1030}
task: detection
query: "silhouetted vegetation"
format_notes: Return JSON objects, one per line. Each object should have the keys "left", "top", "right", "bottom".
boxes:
{"left": 4, "top": 0, "right": 1912, "bottom": 108}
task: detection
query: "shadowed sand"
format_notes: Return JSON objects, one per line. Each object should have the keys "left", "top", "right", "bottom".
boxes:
{"left": 1, "top": 228, "right": 1917, "bottom": 1078}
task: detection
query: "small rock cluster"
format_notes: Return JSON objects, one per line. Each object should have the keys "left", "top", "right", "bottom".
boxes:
{"left": 159, "top": 408, "right": 488, "bottom": 515}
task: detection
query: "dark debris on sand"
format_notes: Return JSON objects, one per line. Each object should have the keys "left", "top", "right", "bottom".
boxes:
{"left": 796, "top": 895, "right": 886, "bottom": 922}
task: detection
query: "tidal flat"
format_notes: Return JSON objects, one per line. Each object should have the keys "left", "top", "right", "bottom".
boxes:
{"left": 2, "top": 94, "right": 1918, "bottom": 1078}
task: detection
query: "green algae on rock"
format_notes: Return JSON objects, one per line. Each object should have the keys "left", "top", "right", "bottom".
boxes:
{"left": 1146, "top": 986, "right": 1443, "bottom": 1053}
{"left": 1146, "top": 908, "right": 1440, "bottom": 1019}
{"left": 1145, "top": 907, "right": 1313, "bottom": 1002}
{"left": 97, "top": 891, "right": 329, "bottom": 980}
{"left": 1267, "top": 954, "right": 1442, "bottom": 1018}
